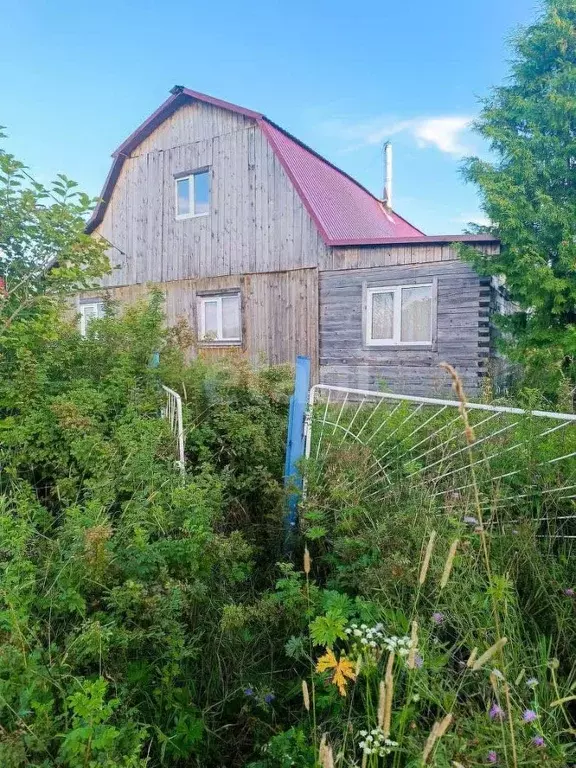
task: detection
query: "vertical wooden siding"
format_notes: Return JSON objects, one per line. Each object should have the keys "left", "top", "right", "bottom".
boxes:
{"left": 320, "top": 242, "right": 500, "bottom": 271}
{"left": 319, "top": 260, "right": 490, "bottom": 396}
{"left": 79, "top": 268, "right": 318, "bottom": 377}
{"left": 94, "top": 101, "right": 329, "bottom": 287}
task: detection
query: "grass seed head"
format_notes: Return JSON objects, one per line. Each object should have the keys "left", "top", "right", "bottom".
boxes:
{"left": 472, "top": 638, "right": 508, "bottom": 671}
{"left": 377, "top": 679, "right": 386, "bottom": 728}
{"left": 440, "top": 539, "right": 459, "bottom": 590}
{"left": 408, "top": 620, "right": 419, "bottom": 669}
{"left": 419, "top": 530, "right": 437, "bottom": 585}
{"left": 302, "top": 679, "right": 310, "bottom": 711}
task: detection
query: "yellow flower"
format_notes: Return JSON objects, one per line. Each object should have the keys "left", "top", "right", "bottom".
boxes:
{"left": 316, "top": 649, "right": 356, "bottom": 696}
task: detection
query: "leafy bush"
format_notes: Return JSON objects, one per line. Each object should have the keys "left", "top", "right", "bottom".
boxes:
{"left": 0, "top": 296, "right": 294, "bottom": 766}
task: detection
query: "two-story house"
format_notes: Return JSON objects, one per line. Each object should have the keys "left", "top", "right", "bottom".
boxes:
{"left": 81, "top": 86, "right": 499, "bottom": 395}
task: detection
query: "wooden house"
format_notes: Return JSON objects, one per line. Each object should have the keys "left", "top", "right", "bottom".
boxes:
{"left": 81, "top": 86, "right": 500, "bottom": 396}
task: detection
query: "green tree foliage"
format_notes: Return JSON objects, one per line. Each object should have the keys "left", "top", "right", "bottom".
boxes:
{"left": 462, "top": 0, "right": 576, "bottom": 393}
{"left": 0, "top": 127, "right": 109, "bottom": 336}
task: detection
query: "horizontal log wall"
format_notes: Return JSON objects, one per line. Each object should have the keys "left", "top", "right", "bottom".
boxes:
{"left": 319, "top": 260, "right": 490, "bottom": 396}
{"left": 94, "top": 101, "right": 329, "bottom": 287}
{"left": 79, "top": 267, "right": 318, "bottom": 377}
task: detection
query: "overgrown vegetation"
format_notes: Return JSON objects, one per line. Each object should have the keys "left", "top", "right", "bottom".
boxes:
{"left": 0, "top": 294, "right": 294, "bottom": 766}
{"left": 1, "top": 296, "right": 573, "bottom": 767}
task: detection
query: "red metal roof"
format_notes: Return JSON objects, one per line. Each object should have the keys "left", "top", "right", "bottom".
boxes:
{"left": 260, "top": 120, "right": 423, "bottom": 243}
{"left": 87, "top": 87, "right": 495, "bottom": 248}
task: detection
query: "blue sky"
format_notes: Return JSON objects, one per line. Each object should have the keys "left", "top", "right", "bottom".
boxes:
{"left": 1, "top": 0, "right": 535, "bottom": 234}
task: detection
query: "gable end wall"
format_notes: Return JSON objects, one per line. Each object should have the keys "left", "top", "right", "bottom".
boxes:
{"left": 93, "top": 101, "right": 330, "bottom": 287}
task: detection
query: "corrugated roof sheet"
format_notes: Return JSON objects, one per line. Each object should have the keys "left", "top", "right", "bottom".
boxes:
{"left": 260, "top": 120, "right": 423, "bottom": 243}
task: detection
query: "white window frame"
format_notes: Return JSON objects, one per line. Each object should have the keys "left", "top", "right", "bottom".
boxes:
{"left": 365, "top": 283, "right": 434, "bottom": 347}
{"left": 79, "top": 300, "right": 105, "bottom": 337}
{"left": 197, "top": 292, "right": 241, "bottom": 344}
{"left": 175, "top": 169, "right": 210, "bottom": 220}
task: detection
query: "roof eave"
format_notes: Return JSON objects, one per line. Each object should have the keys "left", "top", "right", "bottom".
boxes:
{"left": 328, "top": 234, "right": 500, "bottom": 247}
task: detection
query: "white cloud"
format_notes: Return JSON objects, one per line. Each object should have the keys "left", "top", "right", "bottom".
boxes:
{"left": 411, "top": 117, "right": 473, "bottom": 155}
{"left": 320, "top": 114, "right": 475, "bottom": 157}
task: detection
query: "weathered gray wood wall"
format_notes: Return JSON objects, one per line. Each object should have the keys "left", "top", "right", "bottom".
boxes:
{"left": 94, "top": 101, "right": 329, "bottom": 286}
{"left": 79, "top": 267, "right": 318, "bottom": 376}
{"left": 320, "top": 242, "right": 500, "bottom": 271}
{"left": 87, "top": 96, "right": 499, "bottom": 393}
{"left": 319, "top": 260, "right": 490, "bottom": 396}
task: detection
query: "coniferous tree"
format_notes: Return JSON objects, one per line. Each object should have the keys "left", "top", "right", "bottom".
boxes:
{"left": 463, "top": 0, "right": 576, "bottom": 394}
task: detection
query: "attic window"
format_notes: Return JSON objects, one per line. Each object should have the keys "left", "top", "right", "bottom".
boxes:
{"left": 175, "top": 169, "right": 210, "bottom": 219}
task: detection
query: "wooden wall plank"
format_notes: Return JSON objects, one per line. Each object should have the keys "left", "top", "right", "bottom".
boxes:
{"left": 321, "top": 243, "right": 499, "bottom": 272}
{"left": 79, "top": 268, "right": 319, "bottom": 378}
{"left": 319, "top": 261, "right": 485, "bottom": 396}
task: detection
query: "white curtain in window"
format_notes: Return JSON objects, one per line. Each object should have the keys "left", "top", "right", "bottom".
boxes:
{"left": 203, "top": 300, "right": 218, "bottom": 336}
{"left": 371, "top": 291, "right": 394, "bottom": 339}
{"left": 401, "top": 286, "right": 432, "bottom": 342}
{"left": 80, "top": 303, "right": 104, "bottom": 336}
{"left": 222, "top": 295, "right": 240, "bottom": 339}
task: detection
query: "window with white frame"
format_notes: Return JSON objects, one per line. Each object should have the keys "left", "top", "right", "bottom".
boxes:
{"left": 175, "top": 169, "right": 210, "bottom": 218}
{"left": 79, "top": 300, "right": 105, "bottom": 337}
{"left": 366, "top": 284, "right": 433, "bottom": 346}
{"left": 198, "top": 292, "right": 241, "bottom": 343}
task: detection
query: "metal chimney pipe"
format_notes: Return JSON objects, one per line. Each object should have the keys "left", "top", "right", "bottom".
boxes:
{"left": 383, "top": 141, "right": 393, "bottom": 209}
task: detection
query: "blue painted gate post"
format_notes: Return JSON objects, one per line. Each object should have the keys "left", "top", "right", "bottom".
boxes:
{"left": 284, "top": 355, "right": 311, "bottom": 549}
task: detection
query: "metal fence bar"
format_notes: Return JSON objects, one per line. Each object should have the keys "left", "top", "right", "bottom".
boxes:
{"left": 310, "top": 384, "right": 576, "bottom": 422}
{"left": 284, "top": 356, "right": 311, "bottom": 545}
{"left": 161, "top": 385, "right": 185, "bottom": 475}
{"left": 303, "top": 383, "right": 576, "bottom": 542}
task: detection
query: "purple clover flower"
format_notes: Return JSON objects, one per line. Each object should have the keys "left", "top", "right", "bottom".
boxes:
{"left": 415, "top": 654, "right": 424, "bottom": 668}
{"left": 532, "top": 735, "right": 544, "bottom": 748}
{"left": 563, "top": 587, "right": 574, "bottom": 597}
{"left": 489, "top": 703, "right": 506, "bottom": 721}
{"left": 264, "top": 692, "right": 275, "bottom": 705}
{"left": 522, "top": 709, "right": 538, "bottom": 723}
{"left": 432, "top": 612, "right": 445, "bottom": 625}
{"left": 487, "top": 750, "right": 498, "bottom": 764}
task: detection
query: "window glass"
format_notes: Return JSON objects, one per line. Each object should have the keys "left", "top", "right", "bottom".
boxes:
{"left": 222, "top": 294, "right": 240, "bottom": 339}
{"left": 194, "top": 171, "right": 210, "bottom": 215}
{"left": 371, "top": 291, "right": 394, "bottom": 340}
{"left": 176, "top": 177, "right": 190, "bottom": 217}
{"left": 203, "top": 300, "right": 218, "bottom": 337}
{"left": 199, "top": 293, "right": 241, "bottom": 342}
{"left": 401, "top": 286, "right": 432, "bottom": 342}
{"left": 80, "top": 302, "right": 104, "bottom": 336}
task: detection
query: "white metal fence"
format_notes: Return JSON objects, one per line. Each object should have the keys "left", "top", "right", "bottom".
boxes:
{"left": 303, "top": 384, "right": 576, "bottom": 540}
{"left": 161, "top": 384, "right": 185, "bottom": 475}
